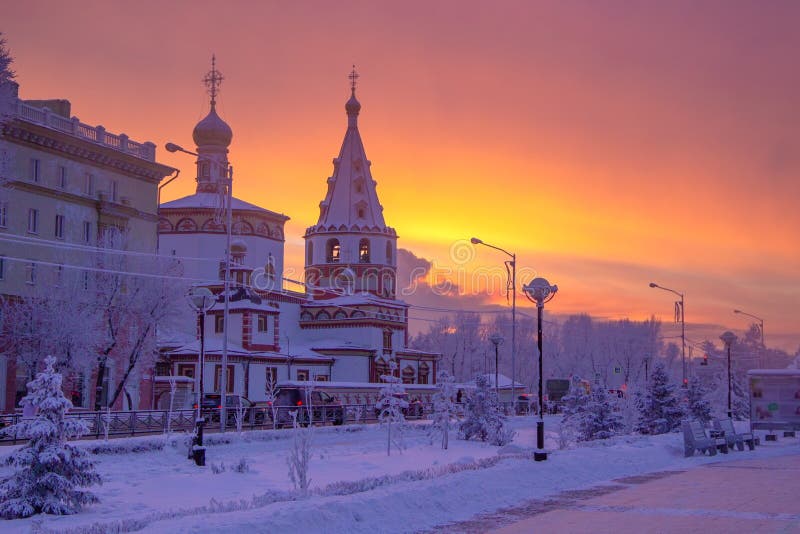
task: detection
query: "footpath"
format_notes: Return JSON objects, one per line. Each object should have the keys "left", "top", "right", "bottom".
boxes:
{"left": 493, "top": 453, "right": 800, "bottom": 533}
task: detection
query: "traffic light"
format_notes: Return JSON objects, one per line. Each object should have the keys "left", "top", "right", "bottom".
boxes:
{"left": 701, "top": 354, "right": 709, "bottom": 366}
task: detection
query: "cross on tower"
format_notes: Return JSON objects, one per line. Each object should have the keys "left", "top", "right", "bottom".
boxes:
{"left": 349, "top": 65, "right": 359, "bottom": 94}
{"left": 203, "top": 54, "right": 224, "bottom": 108}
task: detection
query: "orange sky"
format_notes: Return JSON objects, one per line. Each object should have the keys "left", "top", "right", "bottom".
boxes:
{"left": 3, "top": 1, "right": 798, "bottom": 350}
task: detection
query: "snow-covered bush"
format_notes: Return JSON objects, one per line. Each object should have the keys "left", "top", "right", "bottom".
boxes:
{"left": 0, "top": 356, "right": 101, "bottom": 519}
{"left": 375, "top": 361, "right": 408, "bottom": 456}
{"left": 636, "top": 361, "right": 684, "bottom": 435}
{"left": 687, "top": 375, "right": 712, "bottom": 425}
{"left": 264, "top": 372, "right": 279, "bottom": 430}
{"left": 428, "top": 370, "right": 457, "bottom": 449}
{"left": 581, "top": 386, "right": 623, "bottom": 440}
{"left": 231, "top": 457, "right": 251, "bottom": 474}
{"left": 459, "top": 374, "right": 514, "bottom": 446}
{"left": 286, "top": 410, "right": 312, "bottom": 494}
{"left": 210, "top": 461, "right": 226, "bottom": 474}
{"left": 559, "top": 377, "right": 590, "bottom": 439}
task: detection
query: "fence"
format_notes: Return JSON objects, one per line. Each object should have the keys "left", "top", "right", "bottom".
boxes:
{"left": 0, "top": 401, "right": 539, "bottom": 444}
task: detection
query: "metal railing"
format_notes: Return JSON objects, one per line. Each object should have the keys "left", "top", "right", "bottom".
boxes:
{"left": 0, "top": 401, "right": 541, "bottom": 444}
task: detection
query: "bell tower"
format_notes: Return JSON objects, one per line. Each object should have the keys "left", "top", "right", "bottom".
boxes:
{"left": 304, "top": 67, "right": 398, "bottom": 299}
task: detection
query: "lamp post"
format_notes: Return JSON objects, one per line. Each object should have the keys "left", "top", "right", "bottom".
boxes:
{"left": 720, "top": 331, "right": 737, "bottom": 419}
{"left": 187, "top": 287, "right": 215, "bottom": 422}
{"left": 734, "top": 309, "right": 764, "bottom": 367}
{"left": 649, "top": 282, "right": 686, "bottom": 387}
{"left": 489, "top": 333, "right": 504, "bottom": 398}
{"left": 471, "top": 237, "right": 517, "bottom": 408}
{"left": 523, "top": 277, "right": 558, "bottom": 462}
{"left": 167, "top": 142, "right": 234, "bottom": 431}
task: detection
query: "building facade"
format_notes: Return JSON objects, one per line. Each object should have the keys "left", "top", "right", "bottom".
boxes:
{"left": 0, "top": 79, "right": 175, "bottom": 412}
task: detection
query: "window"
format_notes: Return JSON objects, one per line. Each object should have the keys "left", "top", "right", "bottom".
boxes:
{"left": 27, "top": 209, "right": 39, "bottom": 234}
{"left": 402, "top": 366, "right": 415, "bottom": 384}
{"left": 357, "top": 208, "right": 365, "bottom": 218}
{"left": 155, "top": 362, "right": 171, "bottom": 376}
{"left": 58, "top": 166, "right": 67, "bottom": 189}
{"left": 0, "top": 256, "right": 5, "bottom": 280}
{"left": 326, "top": 238, "right": 340, "bottom": 263}
{"left": 55, "top": 264, "right": 63, "bottom": 286}
{"left": 0, "top": 201, "right": 7, "bottom": 228}
{"left": 84, "top": 173, "right": 94, "bottom": 196}
{"left": 214, "top": 365, "right": 234, "bottom": 392}
{"left": 306, "top": 241, "right": 313, "bottom": 264}
{"left": 215, "top": 315, "right": 224, "bottom": 333}
{"left": 383, "top": 330, "right": 393, "bottom": 353}
{"left": 25, "top": 262, "right": 36, "bottom": 285}
{"left": 177, "top": 364, "right": 195, "bottom": 379}
{"left": 265, "top": 366, "right": 278, "bottom": 386}
{"left": 54, "top": 214, "right": 64, "bottom": 239}
{"left": 82, "top": 221, "right": 92, "bottom": 243}
{"left": 315, "top": 375, "right": 329, "bottom": 382}
{"left": 386, "top": 241, "right": 392, "bottom": 263}
{"left": 359, "top": 239, "right": 370, "bottom": 263}
{"left": 30, "top": 158, "right": 40, "bottom": 182}
{"left": 418, "top": 362, "right": 430, "bottom": 385}
{"left": 201, "top": 162, "right": 210, "bottom": 177}
{"left": 111, "top": 180, "right": 118, "bottom": 202}
{"left": 257, "top": 314, "right": 268, "bottom": 333}
{"left": 266, "top": 254, "right": 275, "bottom": 281}
{"left": 82, "top": 270, "right": 90, "bottom": 290}
{"left": 296, "top": 369, "right": 310, "bottom": 381}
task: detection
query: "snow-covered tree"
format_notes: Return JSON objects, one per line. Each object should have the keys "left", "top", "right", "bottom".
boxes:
{"left": 264, "top": 371, "right": 279, "bottom": 430}
{"left": 580, "top": 386, "right": 623, "bottom": 441}
{"left": 636, "top": 361, "right": 684, "bottom": 435}
{"left": 428, "top": 370, "right": 457, "bottom": 449}
{"left": 286, "top": 410, "right": 312, "bottom": 495}
{"left": 0, "top": 33, "right": 12, "bottom": 88}
{"left": 376, "top": 361, "right": 408, "bottom": 456}
{"left": 459, "top": 374, "right": 514, "bottom": 446}
{"left": 560, "top": 377, "right": 590, "bottom": 441}
{"left": 686, "top": 375, "right": 712, "bottom": 425}
{"left": 0, "top": 356, "right": 101, "bottom": 518}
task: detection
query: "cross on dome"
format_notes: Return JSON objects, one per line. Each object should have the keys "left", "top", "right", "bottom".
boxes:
{"left": 348, "top": 65, "right": 359, "bottom": 94}
{"left": 203, "top": 54, "right": 224, "bottom": 109}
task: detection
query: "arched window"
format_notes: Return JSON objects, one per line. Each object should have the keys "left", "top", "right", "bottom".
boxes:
{"left": 265, "top": 253, "right": 275, "bottom": 281}
{"left": 386, "top": 241, "right": 392, "bottom": 263}
{"left": 359, "top": 239, "right": 370, "bottom": 263}
{"left": 200, "top": 162, "right": 210, "bottom": 178}
{"left": 326, "top": 238, "right": 340, "bottom": 263}
{"left": 418, "top": 362, "right": 430, "bottom": 385}
{"left": 357, "top": 208, "right": 365, "bottom": 218}
{"left": 402, "top": 366, "right": 415, "bottom": 384}
{"left": 306, "top": 241, "right": 313, "bottom": 265}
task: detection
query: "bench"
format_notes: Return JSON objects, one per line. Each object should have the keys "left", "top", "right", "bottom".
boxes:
{"left": 713, "top": 418, "right": 756, "bottom": 451}
{"left": 683, "top": 419, "right": 728, "bottom": 457}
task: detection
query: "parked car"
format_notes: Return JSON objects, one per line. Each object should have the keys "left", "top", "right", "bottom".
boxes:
{"left": 198, "top": 394, "right": 266, "bottom": 425}
{"left": 374, "top": 393, "right": 424, "bottom": 419}
{"left": 515, "top": 394, "right": 535, "bottom": 415}
{"left": 271, "top": 387, "right": 344, "bottom": 426}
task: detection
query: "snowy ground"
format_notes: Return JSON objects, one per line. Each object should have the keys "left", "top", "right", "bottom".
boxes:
{"left": 2, "top": 417, "right": 798, "bottom": 533}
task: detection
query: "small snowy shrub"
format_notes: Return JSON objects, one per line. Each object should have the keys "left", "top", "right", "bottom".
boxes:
{"left": 459, "top": 374, "right": 514, "bottom": 446}
{"left": 428, "top": 370, "right": 457, "bottom": 449}
{"left": 232, "top": 457, "right": 251, "bottom": 473}
{"left": 0, "top": 356, "right": 101, "bottom": 518}
{"left": 211, "top": 461, "right": 226, "bottom": 474}
{"left": 286, "top": 410, "right": 312, "bottom": 494}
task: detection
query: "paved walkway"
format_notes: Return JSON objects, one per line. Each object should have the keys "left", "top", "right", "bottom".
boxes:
{"left": 491, "top": 454, "right": 800, "bottom": 533}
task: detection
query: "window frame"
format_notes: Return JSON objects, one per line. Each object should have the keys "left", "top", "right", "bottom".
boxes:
{"left": 54, "top": 214, "right": 65, "bottom": 239}
{"left": 27, "top": 208, "right": 39, "bottom": 234}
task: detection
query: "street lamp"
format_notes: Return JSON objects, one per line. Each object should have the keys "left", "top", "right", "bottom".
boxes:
{"left": 523, "top": 277, "right": 558, "bottom": 462}
{"left": 187, "top": 286, "right": 215, "bottom": 422}
{"left": 470, "top": 237, "right": 517, "bottom": 408}
{"left": 167, "top": 141, "right": 234, "bottom": 431}
{"left": 489, "top": 333, "right": 504, "bottom": 398}
{"left": 720, "top": 331, "right": 737, "bottom": 419}
{"left": 649, "top": 282, "right": 687, "bottom": 387}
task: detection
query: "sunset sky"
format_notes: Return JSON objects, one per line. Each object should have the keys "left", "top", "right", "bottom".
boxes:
{"left": 3, "top": 1, "right": 798, "bottom": 350}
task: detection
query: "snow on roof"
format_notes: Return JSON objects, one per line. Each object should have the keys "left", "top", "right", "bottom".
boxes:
{"left": 160, "top": 192, "right": 288, "bottom": 219}
{"left": 277, "top": 380, "right": 437, "bottom": 390}
{"left": 167, "top": 341, "right": 334, "bottom": 361}
{"left": 747, "top": 369, "right": 800, "bottom": 376}
{"left": 154, "top": 375, "right": 195, "bottom": 383}
{"left": 464, "top": 373, "right": 526, "bottom": 389}
{"left": 209, "top": 298, "right": 276, "bottom": 312}
{"left": 305, "top": 292, "right": 408, "bottom": 308}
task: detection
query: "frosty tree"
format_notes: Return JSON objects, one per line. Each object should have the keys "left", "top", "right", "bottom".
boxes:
{"left": 376, "top": 361, "right": 408, "bottom": 456}
{"left": 264, "top": 371, "right": 279, "bottom": 430}
{"left": 0, "top": 356, "right": 101, "bottom": 519}
{"left": 428, "top": 370, "right": 457, "bottom": 449}
{"left": 579, "top": 386, "right": 623, "bottom": 441}
{"left": 459, "top": 374, "right": 514, "bottom": 446}
{"left": 286, "top": 409, "right": 312, "bottom": 495}
{"left": 560, "top": 377, "right": 589, "bottom": 442}
{"left": 636, "top": 361, "right": 684, "bottom": 435}
{"left": 686, "top": 375, "right": 712, "bottom": 425}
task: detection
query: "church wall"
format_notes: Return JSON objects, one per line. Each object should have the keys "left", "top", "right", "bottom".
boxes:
{"left": 332, "top": 355, "right": 370, "bottom": 382}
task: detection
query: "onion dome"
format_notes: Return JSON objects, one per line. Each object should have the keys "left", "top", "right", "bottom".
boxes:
{"left": 192, "top": 107, "right": 233, "bottom": 148}
{"left": 345, "top": 92, "right": 361, "bottom": 115}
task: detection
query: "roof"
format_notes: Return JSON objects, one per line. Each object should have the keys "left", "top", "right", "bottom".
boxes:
{"left": 160, "top": 192, "right": 289, "bottom": 220}
{"left": 303, "top": 292, "right": 408, "bottom": 308}
{"left": 167, "top": 340, "right": 334, "bottom": 362}
{"left": 747, "top": 369, "right": 800, "bottom": 377}
{"left": 464, "top": 373, "right": 526, "bottom": 389}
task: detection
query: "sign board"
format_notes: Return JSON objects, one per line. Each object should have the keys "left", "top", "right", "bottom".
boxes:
{"left": 748, "top": 369, "right": 800, "bottom": 432}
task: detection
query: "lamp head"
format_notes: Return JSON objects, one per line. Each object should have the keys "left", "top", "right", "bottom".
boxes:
{"left": 165, "top": 142, "right": 183, "bottom": 153}
{"left": 489, "top": 332, "right": 504, "bottom": 346}
{"left": 470, "top": 237, "right": 482, "bottom": 245}
{"left": 648, "top": 282, "right": 658, "bottom": 288}
{"left": 720, "top": 331, "right": 737, "bottom": 347}
{"left": 188, "top": 286, "right": 215, "bottom": 312}
{"left": 523, "top": 277, "right": 558, "bottom": 306}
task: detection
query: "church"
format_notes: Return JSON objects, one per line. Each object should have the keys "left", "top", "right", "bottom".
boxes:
{"left": 155, "top": 62, "right": 440, "bottom": 408}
